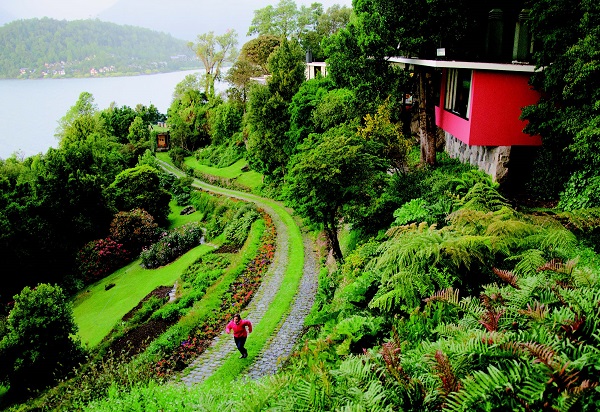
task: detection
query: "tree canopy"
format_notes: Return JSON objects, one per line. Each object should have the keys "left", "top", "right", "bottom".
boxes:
{"left": 187, "top": 30, "right": 239, "bottom": 96}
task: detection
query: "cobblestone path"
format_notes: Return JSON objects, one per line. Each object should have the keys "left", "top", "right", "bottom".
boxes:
{"left": 158, "top": 161, "right": 319, "bottom": 386}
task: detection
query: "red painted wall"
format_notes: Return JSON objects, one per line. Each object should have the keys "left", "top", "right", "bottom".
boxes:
{"left": 436, "top": 69, "right": 541, "bottom": 146}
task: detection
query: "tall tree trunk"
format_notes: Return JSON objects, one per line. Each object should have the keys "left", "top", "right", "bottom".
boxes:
{"left": 417, "top": 66, "right": 437, "bottom": 166}
{"left": 324, "top": 218, "right": 343, "bottom": 263}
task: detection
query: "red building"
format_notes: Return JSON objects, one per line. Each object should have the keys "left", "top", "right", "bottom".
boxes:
{"left": 391, "top": 57, "right": 542, "bottom": 183}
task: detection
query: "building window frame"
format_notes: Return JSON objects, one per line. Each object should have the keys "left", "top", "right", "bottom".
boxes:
{"left": 444, "top": 68, "right": 472, "bottom": 119}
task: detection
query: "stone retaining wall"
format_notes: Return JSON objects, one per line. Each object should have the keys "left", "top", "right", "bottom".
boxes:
{"left": 444, "top": 131, "right": 511, "bottom": 184}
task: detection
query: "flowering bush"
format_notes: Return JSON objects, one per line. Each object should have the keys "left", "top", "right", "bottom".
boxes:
{"left": 76, "top": 238, "right": 132, "bottom": 283}
{"left": 140, "top": 223, "right": 204, "bottom": 269}
{"left": 109, "top": 208, "right": 159, "bottom": 255}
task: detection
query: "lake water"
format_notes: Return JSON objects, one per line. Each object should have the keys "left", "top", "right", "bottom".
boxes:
{"left": 0, "top": 70, "right": 227, "bottom": 159}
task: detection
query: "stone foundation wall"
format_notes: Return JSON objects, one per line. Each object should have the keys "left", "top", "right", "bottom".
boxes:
{"left": 444, "top": 132, "right": 511, "bottom": 184}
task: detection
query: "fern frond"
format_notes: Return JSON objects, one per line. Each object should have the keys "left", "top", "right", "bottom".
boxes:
{"left": 479, "top": 308, "right": 505, "bottom": 332}
{"left": 506, "top": 249, "right": 546, "bottom": 277}
{"left": 539, "top": 227, "right": 578, "bottom": 257}
{"left": 424, "top": 287, "right": 460, "bottom": 305}
{"left": 492, "top": 267, "right": 520, "bottom": 288}
{"left": 432, "top": 350, "right": 462, "bottom": 395}
{"left": 461, "top": 182, "right": 511, "bottom": 212}
{"left": 440, "top": 235, "right": 493, "bottom": 270}
{"left": 445, "top": 361, "right": 527, "bottom": 412}
{"left": 555, "top": 207, "right": 600, "bottom": 232}
{"left": 369, "top": 288, "right": 404, "bottom": 313}
{"left": 518, "top": 301, "right": 548, "bottom": 321}
{"left": 572, "top": 267, "right": 598, "bottom": 287}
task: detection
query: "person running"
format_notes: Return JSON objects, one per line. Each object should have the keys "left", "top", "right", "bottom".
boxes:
{"left": 225, "top": 313, "right": 252, "bottom": 358}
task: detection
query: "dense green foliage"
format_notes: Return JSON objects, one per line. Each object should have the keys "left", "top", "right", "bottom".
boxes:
{"left": 106, "top": 165, "right": 172, "bottom": 226}
{"left": 0, "top": 285, "right": 84, "bottom": 397}
{"left": 3, "top": 0, "right": 600, "bottom": 410}
{"left": 245, "top": 38, "right": 306, "bottom": 179}
{"left": 522, "top": 0, "right": 600, "bottom": 207}
{"left": 248, "top": 0, "right": 351, "bottom": 61}
{"left": 0, "top": 18, "right": 196, "bottom": 79}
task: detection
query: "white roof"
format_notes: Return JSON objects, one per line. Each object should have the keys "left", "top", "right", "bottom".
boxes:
{"left": 389, "top": 56, "right": 537, "bottom": 73}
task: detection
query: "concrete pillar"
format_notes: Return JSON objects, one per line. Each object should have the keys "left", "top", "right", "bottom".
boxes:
{"left": 486, "top": 9, "right": 504, "bottom": 61}
{"left": 513, "top": 9, "right": 532, "bottom": 61}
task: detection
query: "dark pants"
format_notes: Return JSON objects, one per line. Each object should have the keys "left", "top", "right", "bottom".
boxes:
{"left": 234, "top": 336, "right": 247, "bottom": 357}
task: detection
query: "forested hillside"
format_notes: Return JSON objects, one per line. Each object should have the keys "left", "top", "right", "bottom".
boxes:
{"left": 2, "top": 0, "right": 600, "bottom": 410}
{"left": 0, "top": 18, "right": 197, "bottom": 78}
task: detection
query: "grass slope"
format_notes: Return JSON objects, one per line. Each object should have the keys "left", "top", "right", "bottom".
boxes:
{"left": 73, "top": 244, "right": 215, "bottom": 348}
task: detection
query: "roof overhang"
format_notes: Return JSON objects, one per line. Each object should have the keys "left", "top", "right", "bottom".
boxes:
{"left": 389, "top": 56, "right": 537, "bottom": 73}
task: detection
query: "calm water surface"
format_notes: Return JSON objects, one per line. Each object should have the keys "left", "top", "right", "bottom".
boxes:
{"left": 0, "top": 70, "right": 225, "bottom": 159}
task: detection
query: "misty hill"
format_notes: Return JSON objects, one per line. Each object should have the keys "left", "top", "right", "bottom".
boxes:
{"left": 0, "top": 18, "right": 199, "bottom": 79}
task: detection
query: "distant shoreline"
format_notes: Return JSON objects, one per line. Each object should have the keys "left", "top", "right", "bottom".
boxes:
{"left": 1, "top": 66, "right": 205, "bottom": 81}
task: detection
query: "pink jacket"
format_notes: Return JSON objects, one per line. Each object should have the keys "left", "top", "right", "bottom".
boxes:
{"left": 226, "top": 319, "right": 252, "bottom": 338}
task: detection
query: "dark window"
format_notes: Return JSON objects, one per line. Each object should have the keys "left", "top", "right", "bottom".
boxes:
{"left": 444, "top": 69, "right": 472, "bottom": 119}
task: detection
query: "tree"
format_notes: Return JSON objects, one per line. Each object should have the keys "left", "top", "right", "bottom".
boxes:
{"left": 127, "top": 116, "right": 150, "bottom": 144}
{"left": 0, "top": 284, "right": 84, "bottom": 397}
{"left": 172, "top": 73, "right": 204, "bottom": 100}
{"left": 224, "top": 59, "right": 262, "bottom": 106}
{"left": 105, "top": 165, "right": 171, "bottom": 226}
{"left": 358, "top": 98, "right": 412, "bottom": 172}
{"left": 167, "top": 88, "right": 210, "bottom": 152}
{"left": 245, "top": 38, "right": 306, "bottom": 179}
{"left": 522, "top": 0, "right": 600, "bottom": 205}
{"left": 187, "top": 30, "right": 239, "bottom": 96}
{"left": 55, "top": 91, "right": 105, "bottom": 147}
{"left": 100, "top": 104, "right": 138, "bottom": 143}
{"left": 284, "top": 126, "right": 387, "bottom": 262}
{"left": 247, "top": 0, "right": 300, "bottom": 38}
{"left": 247, "top": 1, "right": 350, "bottom": 61}
{"left": 240, "top": 35, "right": 281, "bottom": 74}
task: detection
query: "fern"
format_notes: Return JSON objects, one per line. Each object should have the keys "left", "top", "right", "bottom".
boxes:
{"left": 460, "top": 182, "right": 511, "bottom": 212}
{"left": 492, "top": 268, "right": 520, "bottom": 289}
{"left": 424, "top": 288, "right": 460, "bottom": 306}
{"left": 518, "top": 301, "right": 548, "bottom": 321}
{"left": 555, "top": 207, "right": 600, "bottom": 232}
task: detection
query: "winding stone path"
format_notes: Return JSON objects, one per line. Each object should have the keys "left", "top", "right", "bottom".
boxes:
{"left": 159, "top": 161, "right": 319, "bottom": 385}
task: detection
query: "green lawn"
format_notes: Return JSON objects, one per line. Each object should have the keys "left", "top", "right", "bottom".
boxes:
{"left": 167, "top": 199, "right": 204, "bottom": 229}
{"left": 156, "top": 152, "right": 263, "bottom": 192}
{"left": 73, "top": 244, "right": 214, "bottom": 348}
{"left": 183, "top": 157, "right": 247, "bottom": 179}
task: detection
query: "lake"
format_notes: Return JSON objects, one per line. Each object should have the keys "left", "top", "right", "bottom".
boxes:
{"left": 0, "top": 70, "right": 227, "bottom": 159}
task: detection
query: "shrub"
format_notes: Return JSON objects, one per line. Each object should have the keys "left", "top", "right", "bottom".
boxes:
{"left": 190, "top": 190, "right": 217, "bottom": 217}
{"left": 140, "top": 223, "right": 204, "bottom": 269}
{"left": 105, "top": 165, "right": 172, "bottom": 226}
{"left": 392, "top": 198, "right": 431, "bottom": 225}
{"left": 222, "top": 203, "right": 260, "bottom": 247}
{"left": 109, "top": 209, "right": 159, "bottom": 255}
{"left": 76, "top": 238, "right": 132, "bottom": 283}
{"left": 0, "top": 284, "right": 84, "bottom": 398}
{"left": 208, "top": 102, "right": 243, "bottom": 146}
